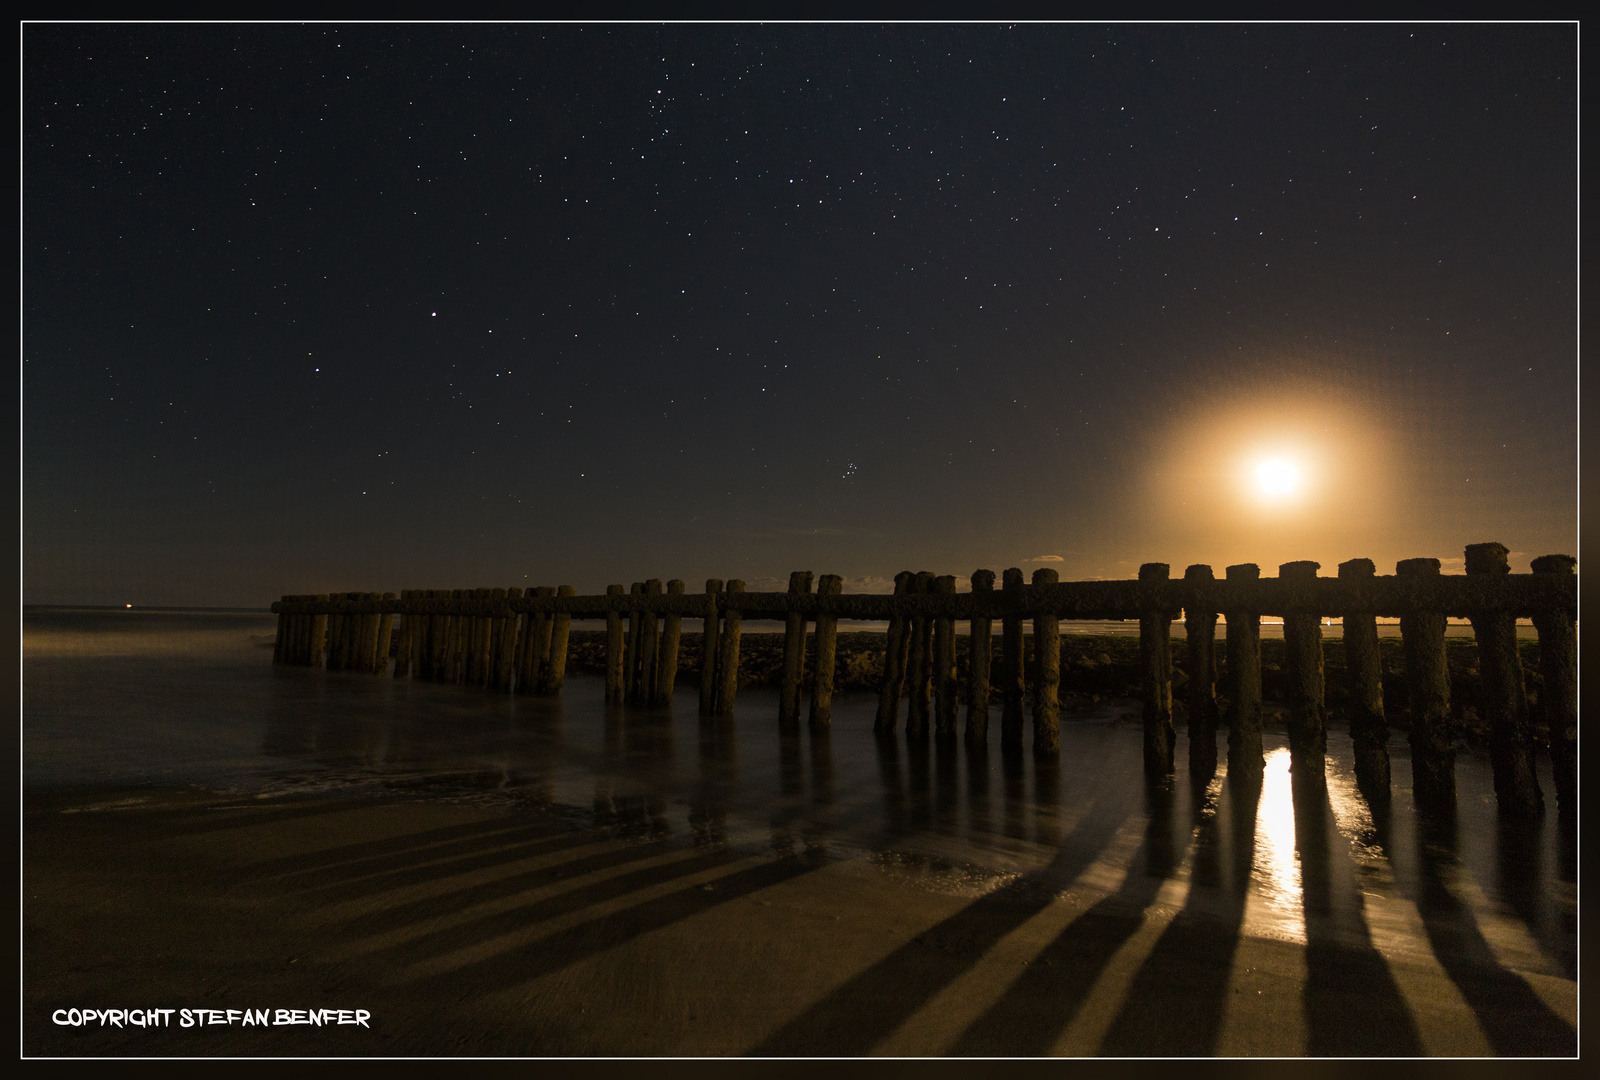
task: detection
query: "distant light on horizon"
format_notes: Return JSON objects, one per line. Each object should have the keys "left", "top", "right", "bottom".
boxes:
{"left": 1253, "top": 458, "right": 1304, "bottom": 500}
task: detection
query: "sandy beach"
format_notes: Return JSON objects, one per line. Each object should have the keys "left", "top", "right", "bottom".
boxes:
{"left": 22, "top": 610, "right": 1577, "bottom": 1057}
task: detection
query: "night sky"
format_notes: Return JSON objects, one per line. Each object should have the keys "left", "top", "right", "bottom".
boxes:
{"left": 24, "top": 24, "right": 1577, "bottom": 607}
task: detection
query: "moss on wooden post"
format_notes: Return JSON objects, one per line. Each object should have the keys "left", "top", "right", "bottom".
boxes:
{"left": 655, "top": 580, "right": 684, "bottom": 706}
{"left": 966, "top": 569, "right": 995, "bottom": 745}
{"left": 1001, "top": 567, "right": 1026, "bottom": 747}
{"left": 1530, "top": 554, "right": 1576, "bottom": 818}
{"left": 1183, "top": 565, "right": 1220, "bottom": 780}
{"left": 714, "top": 580, "right": 745, "bottom": 716}
{"left": 810, "top": 574, "right": 843, "bottom": 726}
{"left": 1337, "top": 559, "right": 1389, "bottom": 798}
{"left": 934, "top": 575, "right": 959, "bottom": 739}
{"left": 1223, "top": 565, "right": 1263, "bottom": 780}
{"left": 605, "top": 584, "right": 626, "bottom": 704}
{"left": 1465, "top": 542, "right": 1543, "bottom": 819}
{"left": 905, "top": 571, "right": 934, "bottom": 735}
{"left": 1031, "top": 568, "right": 1061, "bottom": 754}
{"left": 1140, "top": 563, "right": 1174, "bottom": 776}
{"left": 1397, "top": 557, "right": 1455, "bottom": 812}
{"left": 780, "top": 570, "right": 814, "bottom": 727}
{"left": 875, "top": 571, "right": 913, "bottom": 733}
{"left": 699, "top": 580, "right": 724, "bottom": 717}
{"left": 1280, "top": 561, "right": 1326, "bottom": 777}
{"left": 541, "top": 585, "right": 575, "bottom": 695}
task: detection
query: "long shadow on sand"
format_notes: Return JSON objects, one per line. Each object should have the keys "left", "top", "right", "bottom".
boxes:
{"left": 752, "top": 759, "right": 1151, "bottom": 1056}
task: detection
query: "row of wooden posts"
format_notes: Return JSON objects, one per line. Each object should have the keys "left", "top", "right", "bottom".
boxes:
{"left": 272, "top": 542, "right": 1575, "bottom": 820}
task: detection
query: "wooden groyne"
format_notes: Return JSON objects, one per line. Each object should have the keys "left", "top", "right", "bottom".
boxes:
{"left": 272, "top": 543, "right": 1576, "bottom": 820}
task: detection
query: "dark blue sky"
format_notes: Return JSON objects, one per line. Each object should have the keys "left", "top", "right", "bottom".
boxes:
{"left": 25, "top": 23, "right": 1576, "bottom": 605}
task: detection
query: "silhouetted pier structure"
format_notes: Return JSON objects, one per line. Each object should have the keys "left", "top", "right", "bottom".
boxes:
{"left": 272, "top": 542, "right": 1575, "bottom": 820}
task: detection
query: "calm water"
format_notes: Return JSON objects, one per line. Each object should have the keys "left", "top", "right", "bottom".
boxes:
{"left": 23, "top": 609, "right": 1576, "bottom": 998}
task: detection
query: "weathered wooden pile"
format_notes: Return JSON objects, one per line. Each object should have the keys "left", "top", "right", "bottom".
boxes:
{"left": 272, "top": 542, "right": 1575, "bottom": 820}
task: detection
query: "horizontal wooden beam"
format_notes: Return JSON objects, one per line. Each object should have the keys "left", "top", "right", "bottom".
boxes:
{"left": 271, "top": 571, "right": 1574, "bottom": 621}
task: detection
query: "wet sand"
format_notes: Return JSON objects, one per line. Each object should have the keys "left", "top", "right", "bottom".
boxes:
{"left": 25, "top": 759, "right": 1577, "bottom": 1057}
{"left": 22, "top": 610, "right": 1577, "bottom": 1057}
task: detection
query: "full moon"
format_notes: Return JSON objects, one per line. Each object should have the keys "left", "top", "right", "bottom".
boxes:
{"left": 1253, "top": 459, "right": 1302, "bottom": 499}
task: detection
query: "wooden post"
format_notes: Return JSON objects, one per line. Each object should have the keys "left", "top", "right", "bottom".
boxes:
{"left": 426, "top": 589, "right": 448, "bottom": 681}
{"left": 641, "top": 579, "right": 664, "bottom": 705}
{"left": 1397, "top": 558, "right": 1455, "bottom": 812}
{"left": 1031, "top": 568, "right": 1060, "bottom": 754}
{"left": 780, "top": 571, "right": 814, "bottom": 727}
{"left": 444, "top": 592, "right": 464, "bottom": 684}
{"left": 1465, "top": 542, "right": 1543, "bottom": 818}
{"left": 365, "top": 592, "right": 385, "bottom": 675}
{"left": 809, "top": 574, "right": 842, "bottom": 726}
{"left": 423, "top": 590, "right": 443, "bottom": 680}
{"left": 334, "top": 593, "right": 354, "bottom": 672}
{"left": 655, "top": 580, "right": 684, "bottom": 706}
{"left": 965, "top": 570, "right": 995, "bottom": 744}
{"left": 1337, "top": 559, "right": 1389, "bottom": 797}
{"left": 1280, "top": 561, "right": 1326, "bottom": 776}
{"left": 365, "top": 592, "right": 384, "bottom": 674}
{"left": 349, "top": 592, "right": 366, "bottom": 671}
{"left": 279, "top": 596, "right": 297, "bottom": 665}
{"left": 492, "top": 587, "right": 519, "bottom": 691}
{"left": 483, "top": 587, "right": 506, "bottom": 689}
{"left": 464, "top": 590, "right": 483, "bottom": 685}
{"left": 273, "top": 598, "right": 289, "bottom": 664}
{"left": 517, "top": 587, "right": 549, "bottom": 694}
{"left": 347, "top": 592, "right": 366, "bottom": 672}
{"left": 933, "top": 575, "right": 958, "bottom": 738}
{"left": 1140, "top": 563, "right": 1174, "bottom": 775}
{"left": 277, "top": 596, "right": 294, "bottom": 665}
{"left": 1001, "top": 567, "right": 1026, "bottom": 746}
{"left": 714, "top": 580, "right": 745, "bottom": 715}
{"left": 415, "top": 591, "right": 433, "bottom": 678}
{"left": 309, "top": 595, "right": 328, "bottom": 668}
{"left": 1183, "top": 565, "right": 1220, "bottom": 779}
{"left": 604, "top": 584, "right": 626, "bottom": 704}
{"left": 392, "top": 591, "right": 412, "bottom": 679}
{"left": 699, "top": 580, "right": 724, "bottom": 716}
{"left": 905, "top": 572, "right": 934, "bottom": 735}
{"left": 875, "top": 571, "right": 913, "bottom": 733}
{"left": 281, "top": 596, "right": 299, "bottom": 665}
{"left": 412, "top": 590, "right": 429, "bottom": 679}
{"left": 1530, "top": 554, "right": 1576, "bottom": 817}
{"left": 1224, "top": 565, "right": 1263, "bottom": 779}
{"left": 376, "top": 592, "right": 396, "bottom": 675}
{"left": 325, "top": 597, "right": 344, "bottom": 672}
{"left": 541, "top": 585, "right": 575, "bottom": 695}
{"left": 474, "top": 587, "right": 496, "bottom": 688}
{"left": 320, "top": 600, "right": 336, "bottom": 671}
{"left": 624, "top": 582, "right": 645, "bottom": 703}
